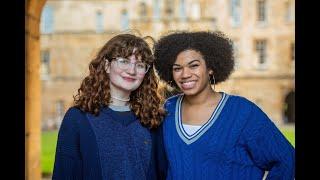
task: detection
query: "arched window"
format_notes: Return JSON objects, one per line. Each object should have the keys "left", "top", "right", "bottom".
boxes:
{"left": 283, "top": 90, "right": 295, "bottom": 123}
{"left": 40, "top": 5, "right": 54, "bottom": 34}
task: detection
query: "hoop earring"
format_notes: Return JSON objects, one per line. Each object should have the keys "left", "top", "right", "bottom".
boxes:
{"left": 209, "top": 73, "right": 216, "bottom": 91}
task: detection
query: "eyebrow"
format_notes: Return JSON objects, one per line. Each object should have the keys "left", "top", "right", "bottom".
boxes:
{"left": 173, "top": 59, "right": 200, "bottom": 66}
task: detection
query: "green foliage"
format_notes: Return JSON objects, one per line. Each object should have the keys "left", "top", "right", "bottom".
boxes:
{"left": 41, "top": 130, "right": 58, "bottom": 174}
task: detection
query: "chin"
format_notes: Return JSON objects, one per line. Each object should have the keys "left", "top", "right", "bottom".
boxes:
{"left": 180, "top": 88, "right": 199, "bottom": 96}
{"left": 127, "top": 84, "right": 142, "bottom": 91}
{"left": 123, "top": 87, "right": 139, "bottom": 92}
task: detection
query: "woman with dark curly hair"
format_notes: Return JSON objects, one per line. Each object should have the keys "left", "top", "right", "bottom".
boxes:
{"left": 53, "top": 33, "right": 166, "bottom": 179}
{"left": 153, "top": 31, "right": 295, "bottom": 179}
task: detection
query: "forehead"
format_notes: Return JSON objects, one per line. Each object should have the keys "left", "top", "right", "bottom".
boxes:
{"left": 175, "top": 49, "right": 205, "bottom": 65}
{"left": 117, "top": 47, "right": 142, "bottom": 59}
{"left": 122, "top": 54, "right": 142, "bottom": 63}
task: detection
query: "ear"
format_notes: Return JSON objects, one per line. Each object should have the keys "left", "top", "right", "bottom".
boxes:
{"left": 105, "top": 60, "right": 110, "bottom": 73}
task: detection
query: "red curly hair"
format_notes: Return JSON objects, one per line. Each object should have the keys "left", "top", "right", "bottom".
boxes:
{"left": 73, "top": 34, "right": 165, "bottom": 129}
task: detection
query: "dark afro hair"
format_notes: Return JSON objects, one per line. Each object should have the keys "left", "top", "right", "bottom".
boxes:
{"left": 153, "top": 31, "right": 235, "bottom": 88}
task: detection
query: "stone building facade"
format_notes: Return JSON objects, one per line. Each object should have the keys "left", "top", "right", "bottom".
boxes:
{"left": 40, "top": 0, "right": 294, "bottom": 130}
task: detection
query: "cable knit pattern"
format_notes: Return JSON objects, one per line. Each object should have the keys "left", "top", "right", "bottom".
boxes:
{"left": 162, "top": 93, "right": 295, "bottom": 180}
{"left": 52, "top": 106, "right": 162, "bottom": 180}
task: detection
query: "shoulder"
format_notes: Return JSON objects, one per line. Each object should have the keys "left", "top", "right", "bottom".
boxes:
{"left": 60, "top": 106, "right": 87, "bottom": 128}
{"left": 226, "top": 94, "right": 260, "bottom": 112}
{"left": 65, "top": 106, "right": 85, "bottom": 116}
{"left": 64, "top": 106, "right": 87, "bottom": 120}
{"left": 228, "top": 95, "right": 274, "bottom": 130}
{"left": 226, "top": 93, "right": 271, "bottom": 125}
{"left": 164, "top": 93, "right": 183, "bottom": 108}
{"left": 230, "top": 95, "right": 268, "bottom": 118}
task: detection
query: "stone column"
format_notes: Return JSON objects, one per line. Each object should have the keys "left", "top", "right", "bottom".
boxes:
{"left": 25, "top": 0, "right": 46, "bottom": 179}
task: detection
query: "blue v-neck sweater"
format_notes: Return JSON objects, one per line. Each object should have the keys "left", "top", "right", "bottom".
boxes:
{"left": 52, "top": 106, "right": 165, "bottom": 180}
{"left": 162, "top": 93, "right": 295, "bottom": 180}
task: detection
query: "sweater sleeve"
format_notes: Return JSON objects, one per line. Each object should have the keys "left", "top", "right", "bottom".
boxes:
{"left": 52, "top": 107, "right": 83, "bottom": 180}
{"left": 147, "top": 124, "right": 168, "bottom": 180}
{"left": 240, "top": 104, "right": 295, "bottom": 180}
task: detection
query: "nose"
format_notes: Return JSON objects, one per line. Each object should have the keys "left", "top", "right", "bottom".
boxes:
{"left": 126, "top": 63, "right": 136, "bottom": 75}
{"left": 181, "top": 68, "right": 192, "bottom": 79}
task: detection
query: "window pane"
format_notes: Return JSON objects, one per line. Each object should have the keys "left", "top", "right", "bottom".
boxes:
{"left": 153, "top": 0, "right": 160, "bottom": 19}
{"left": 121, "top": 9, "right": 129, "bottom": 30}
{"left": 180, "top": 0, "right": 186, "bottom": 19}
{"left": 231, "top": 0, "right": 241, "bottom": 25}
{"left": 41, "top": 5, "right": 54, "bottom": 33}
{"left": 257, "top": 0, "right": 266, "bottom": 22}
{"left": 255, "top": 40, "right": 267, "bottom": 65}
{"left": 96, "top": 11, "right": 104, "bottom": 33}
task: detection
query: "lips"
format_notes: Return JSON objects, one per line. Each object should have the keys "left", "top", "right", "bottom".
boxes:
{"left": 122, "top": 76, "right": 136, "bottom": 82}
{"left": 180, "top": 80, "right": 196, "bottom": 90}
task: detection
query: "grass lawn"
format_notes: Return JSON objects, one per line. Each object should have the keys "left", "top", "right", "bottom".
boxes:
{"left": 41, "top": 130, "right": 58, "bottom": 175}
{"left": 280, "top": 128, "right": 295, "bottom": 147}
{"left": 41, "top": 127, "right": 295, "bottom": 174}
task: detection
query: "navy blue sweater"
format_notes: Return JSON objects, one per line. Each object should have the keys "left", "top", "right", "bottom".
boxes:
{"left": 52, "top": 107, "right": 166, "bottom": 180}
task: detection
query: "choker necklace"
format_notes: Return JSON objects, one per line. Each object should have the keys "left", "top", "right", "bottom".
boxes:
{"left": 111, "top": 96, "right": 130, "bottom": 102}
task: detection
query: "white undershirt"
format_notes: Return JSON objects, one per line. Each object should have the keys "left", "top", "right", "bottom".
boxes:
{"left": 182, "top": 123, "right": 202, "bottom": 136}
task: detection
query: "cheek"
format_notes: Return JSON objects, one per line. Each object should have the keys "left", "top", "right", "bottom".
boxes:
{"left": 172, "top": 72, "right": 180, "bottom": 82}
{"left": 110, "top": 66, "right": 122, "bottom": 74}
{"left": 136, "top": 74, "right": 146, "bottom": 83}
{"left": 131, "top": 74, "right": 145, "bottom": 85}
{"left": 108, "top": 73, "right": 120, "bottom": 84}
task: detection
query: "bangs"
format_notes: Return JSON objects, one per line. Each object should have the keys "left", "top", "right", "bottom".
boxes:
{"left": 105, "top": 34, "right": 152, "bottom": 63}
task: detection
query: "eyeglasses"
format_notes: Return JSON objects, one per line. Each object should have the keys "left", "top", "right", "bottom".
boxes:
{"left": 111, "top": 57, "right": 150, "bottom": 74}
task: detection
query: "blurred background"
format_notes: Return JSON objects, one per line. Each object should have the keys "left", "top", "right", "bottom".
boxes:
{"left": 26, "top": 0, "right": 295, "bottom": 179}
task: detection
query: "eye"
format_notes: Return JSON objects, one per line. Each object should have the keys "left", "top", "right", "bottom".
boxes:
{"left": 173, "top": 67, "right": 182, "bottom": 72}
{"left": 136, "top": 63, "right": 146, "bottom": 69}
{"left": 118, "top": 58, "right": 130, "bottom": 64}
{"left": 189, "top": 64, "right": 199, "bottom": 69}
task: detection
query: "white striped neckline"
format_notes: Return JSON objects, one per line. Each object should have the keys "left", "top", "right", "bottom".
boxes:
{"left": 175, "top": 92, "right": 229, "bottom": 145}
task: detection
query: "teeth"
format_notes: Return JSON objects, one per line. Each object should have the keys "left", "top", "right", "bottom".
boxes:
{"left": 181, "top": 81, "right": 196, "bottom": 89}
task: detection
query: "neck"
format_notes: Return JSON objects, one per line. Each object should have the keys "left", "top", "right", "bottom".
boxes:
{"left": 109, "top": 83, "right": 131, "bottom": 106}
{"left": 183, "top": 85, "right": 217, "bottom": 106}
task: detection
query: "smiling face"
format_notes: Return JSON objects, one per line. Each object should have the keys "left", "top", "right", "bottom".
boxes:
{"left": 107, "top": 53, "right": 146, "bottom": 94}
{"left": 172, "top": 49, "right": 213, "bottom": 96}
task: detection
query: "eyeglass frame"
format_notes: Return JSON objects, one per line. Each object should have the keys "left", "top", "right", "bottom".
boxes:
{"left": 106, "top": 57, "right": 151, "bottom": 74}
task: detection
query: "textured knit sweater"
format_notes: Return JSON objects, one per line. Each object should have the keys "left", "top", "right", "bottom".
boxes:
{"left": 52, "top": 106, "right": 165, "bottom": 180}
{"left": 162, "top": 93, "right": 295, "bottom": 180}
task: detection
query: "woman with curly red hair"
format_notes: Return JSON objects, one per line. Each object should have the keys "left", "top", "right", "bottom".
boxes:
{"left": 52, "top": 33, "right": 166, "bottom": 179}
